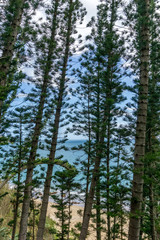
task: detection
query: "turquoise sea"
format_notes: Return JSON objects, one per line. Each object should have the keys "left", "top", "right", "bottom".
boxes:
{"left": 33, "top": 139, "right": 132, "bottom": 203}
{"left": 34, "top": 139, "right": 132, "bottom": 184}
{"left": 33, "top": 140, "right": 86, "bottom": 183}
{"left": 38, "top": 140, "right": 85, "bottom": 163}
{"left": 1, "top": 139, "right": 132, "bottom": 191}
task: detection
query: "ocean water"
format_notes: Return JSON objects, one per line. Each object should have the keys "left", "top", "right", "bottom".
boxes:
{"left": 33, "top": 139, "right": 132, "bottom": 203}
{"left": 33, "top": 140, "right": 86, "bottom": 182}
{"left": 1, "top": 139, "right": 132, "bottom": 191}
{"left": 38, "top": 140, "right": 85, "bottom": 163}
{"left": 0, "top": 140, "right": 86, "bottom": 185}
{"left": 35, "top": 139, "right": 132, "bottom": 183}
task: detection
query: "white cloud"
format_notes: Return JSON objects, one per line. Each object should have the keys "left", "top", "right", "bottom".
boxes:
{"left": 81, "top": 0, "right": 98, "bottom": 20}
{"left": 76, "top": 0, "right": 98, "bottom": 38}
{"left": 17, "top": 93, "right": 28, "bottom": 98}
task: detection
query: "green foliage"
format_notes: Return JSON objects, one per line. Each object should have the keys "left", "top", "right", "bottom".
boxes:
{"left": 51, "top": 169, "right": 79, "bottom": 240}
{"left": 0, "top": 0, "right": 160, "bottom": 239}
{"left": 44, "top": 216, "right": 58, "bottom": 239}
{"left": 0, "top": 184, "right": 14, "bottom": 239}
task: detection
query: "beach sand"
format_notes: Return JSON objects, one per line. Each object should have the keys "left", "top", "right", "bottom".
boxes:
{"left": 43, "top": 201, "right": 128, "bottom": 239}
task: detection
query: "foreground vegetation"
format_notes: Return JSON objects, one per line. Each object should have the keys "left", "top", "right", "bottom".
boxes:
{"left": 0, "top": 0, "right": 160, "bottom": 239}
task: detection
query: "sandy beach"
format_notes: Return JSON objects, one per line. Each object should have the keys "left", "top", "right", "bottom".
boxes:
{"left": 43, "top": 201, "right": 128, "bottom": 240}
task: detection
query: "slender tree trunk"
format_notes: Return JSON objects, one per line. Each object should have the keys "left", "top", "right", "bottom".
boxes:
{"left": 11, "top": 114, "right": 22, "bottom": 240}
{"left": 106, "top": 1, "right": 115, "bottom": 236}
{"left": 96, "top": 178, "right": 101, "bottom": 240}
{"left": 79, "top": 127, "right": 107, "bottom": 240}
{"left": 120, "top": 200, "right": 124, "bottom": 240}
{"left": 61, "top": 188, "right": 64, "bottom": 240}
{"left": 12, "top": 165, "right": 21, "bottom": 240}
{"left": 79, "top": 15, "right": 115, "bottom": 239}
{"left": 146, "top": 128, "right": 156, "bottom": 240}
{"left": 31, "top": 198, "right": 35, "bottom": 240}
{"left": 0, "top": 0, "right": 25, "bottom": 119}
{"left": 139, "top": 194, "right": 145, "bottom": 240}
{"left": 147, "top": 7, "right": 157, "bottom": 238}
{"left": 79, "top": 65, "right": 113, "bottom": 240}
{"left": 106, "top": 118, "right": 111, "bottom": 240}
{"left": 83, "top": 83, "right": 91, "bottom": 218}
{"left": 67, "top": 190, "right": 71, "bottom": 240}
{"left": 113, "top": 215, "right": 117, "bottom": 240}
{"left": 96, "top": 63, "right": 101, "bottom": 240}
{"left": 12, "top": 187, "right": 20, "bottom": 240}
{"left": 18, "top": 149, "right": 37, "bottom": 240}
{"left": 113, "top": 137, "right": 121, "bottom": 240}
{"left": 18, "top": 2, "right": 59, "bottom": 239}
{"left": 128, "top": 0, "right": 150, "bottom": 239}
{"left": 149, "top": 183, "right": 156, "bottom": 240}
{"left": 36, "top": 2, "right": 73, "bottom": 239}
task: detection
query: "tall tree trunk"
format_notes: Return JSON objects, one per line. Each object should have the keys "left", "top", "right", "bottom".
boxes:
{"left": 0, "top": 0, "right": 25, "bottom": 119}
{"left": 147, "top": 4, "right": 157, "bottom": 238}
{"left": 106, "top": 117, "right": 111, "bottom": 240}
{"left": 96, "top": 178, "right": 101, "bottom": 240}
{"left": 36, "top": 2, "right": 73, "bottom": 239}
{"left": 113, "top": 215, "right": 117, "bottom": 240}
{"left": 149, "top": 183, "right": 156, "bottom": 240}
{"left": 79, "top": 13, "right": 115, "bottom": 238}
{"left": 61, "top": 188, "right": 64, "bottom": 240}
{"left": 12, "top": 166, "right": 21, "bottom": 240}
{"left": 18, "top": 2, "right": 59, "bottom": 239}
{"left": 139, "top": 193, "right": 145, "bottom": 240}
{"left": 113, "top": 135, "right": 121, "bottom": 240}
{"left": 79, "top": 134, "right": 106, "bottom": 240}
{"left": 120, "top": 199, "right": 124, "bottom": 240}
{"left": 96, "top": 63, "right": 101, "bottom": 240}
{"left": 83, "top": 82, "right": 91, "bottom": 219}
{"left": 32, "top": 199, "right": 35, "bottom": 240}
{"left": 67, "top": 190, "right": 71, "bottom": 240}
{"left": 128, "top": 0, "right": 150, "bottom": 239}
{"left": 147, "top": 130, "right": 156, "bottom": 239}
{"left": 12, "top": 115, "right": 22, "bottom": 240}
{"left": 106, "top": 0, "right": 115, "bottom": 235}
{"left": 146, "top": 128, "right": 156, "bottom": 239}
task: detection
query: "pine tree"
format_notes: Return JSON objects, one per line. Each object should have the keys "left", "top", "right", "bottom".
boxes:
{"left": 10, "top": 107, "right": 27, "bottom": 240}
{"left": 51, "top": 169, "right": 79, "bottom": 240}
{"left": 71, "top": 40, "right": 100, "bottom": 237}
{"left": 78, "top": 0, "right": 126, "bottom": 239}
{"left": 139, "top": 1, "right": 160, "bottom": 239}
{"left": 0, "top": 106, "right": 31, "bottom": 239}
{"left": 36, "top": 1, "right": 86, "bottom": 239}
{"left": 18, "top": 1, "right": 61, "bottom": 238}
{"left": 101, "top": 126, "right": 131, "bottom": 239}
{"left": 0, "top": 0, "right": 42, "bottom": 120}
{"left": 0, "top": 0, "right": 25, "bottom": 118}
{"left": 145, "top": 2, "right": 160, "bottom": 239}
{"left": 128, "top": 0, "right": 150, "bottom": 239}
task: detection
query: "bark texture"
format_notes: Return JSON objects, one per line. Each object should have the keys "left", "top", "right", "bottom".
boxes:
{"left": 18, "top": 2, "right": 59, "bottom": 239}
{"left": 128, "top": 0, "right": 150, "bottom": 239}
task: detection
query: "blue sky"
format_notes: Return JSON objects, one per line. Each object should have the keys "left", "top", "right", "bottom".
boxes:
{"left": 11, "top": 0, "right": 134, "bottom": 140}
{"left": 11, "top": 0, "right": 99, "bottom": 139}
